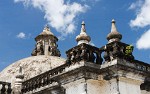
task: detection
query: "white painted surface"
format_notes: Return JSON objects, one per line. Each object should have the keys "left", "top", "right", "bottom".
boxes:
{"left": 87, "top": 79, "right": 108, "bottom": 94}
{"left": 63, "top": 78, "right": 87, "bottom": 94}
{"left": 118, "top": 77, "right": 142, "bottom": 94}
{"left": 141, "top": 90, "right": 150, "bottom": 94}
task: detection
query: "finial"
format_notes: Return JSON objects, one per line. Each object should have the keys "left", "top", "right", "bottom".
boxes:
{"left": 111, "top": 19, "right": 117, "bottom": 33}
{"left": 45, "top": 24, "right": 49, "bottom": 28}
{"left": 81, "top": 21, "right": 86, "bottom": 33}
{"left": 76, "top": 21, "right": 91, "bottom": 45}
{"left": 107, "top": 19, "right": 122, "bottom": 43}
{"left": 81, "top": 21, "right": 85, "bottom": 25}
{"left": 112, "top": 19, "right": 115, "bottom": 23}
{"left": 44, "top": 24, "right": 50, "bottom": 31}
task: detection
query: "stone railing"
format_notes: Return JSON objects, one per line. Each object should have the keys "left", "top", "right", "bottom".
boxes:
{"left": 134, "top": 60, "right": 150, "bottom": 72}
{"left": 0, "top": 81, "right": 12, "bottom": 94}
{"left": 103, "top": 41, "right": 134, "bottom": 62}
{"left": 22, "top": 63, "right": 68, "bottom": 93}
{"left": 66, "top": 43, "right": 103, "bottom": 65}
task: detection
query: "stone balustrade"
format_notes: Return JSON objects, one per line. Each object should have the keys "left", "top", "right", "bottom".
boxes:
{"left": 0, "top": 81, "right": 12, "bottom": 94}
{"left": 134, "top": 60, "right": 150, "bottom": 72}
{"left": 66, "top": 43, "right": 103, "bottom": 65}
{"left": 103, "top": 41, "right": 134, "bottom": 62}
{"left": 22, "top": 63, "right": 68, "bottom": 93}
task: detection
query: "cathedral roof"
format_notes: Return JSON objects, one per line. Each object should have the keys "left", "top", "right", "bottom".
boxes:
{"left": 0, "top": 55, "right": 65, "bottom": 87}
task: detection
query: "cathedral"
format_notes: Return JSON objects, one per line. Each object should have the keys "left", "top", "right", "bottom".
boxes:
{"left": 0, "top": 19, "right": 150, "bottom": 94}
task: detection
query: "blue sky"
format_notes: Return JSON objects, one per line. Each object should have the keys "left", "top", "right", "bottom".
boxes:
{"left": 0, "top": 0, "right": 150, "bottom": 71}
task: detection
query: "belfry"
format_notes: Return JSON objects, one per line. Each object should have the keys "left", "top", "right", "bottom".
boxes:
{"left": 32, "top": 25, "right": 60, "bottom": 56}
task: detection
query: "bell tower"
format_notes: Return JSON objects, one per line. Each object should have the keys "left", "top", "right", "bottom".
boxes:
{"left": 31, "top": 25, "right": 61, "bottom": 57}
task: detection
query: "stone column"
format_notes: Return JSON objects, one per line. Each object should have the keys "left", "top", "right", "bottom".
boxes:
{"left": 44, "top": 41, "right": 49, "bottom": 56}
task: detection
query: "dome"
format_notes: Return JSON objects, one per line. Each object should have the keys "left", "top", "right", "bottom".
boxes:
{"left": 0, "top": 55, "right": 66, "bottom": 87}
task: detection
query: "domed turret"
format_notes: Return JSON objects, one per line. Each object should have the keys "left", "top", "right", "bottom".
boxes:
{"left": 107, "top": 19, "right": 122, "bottom": 43}
{"left": 76, "top": 21, "right": 91, "bottom": 45}
{"left": 32, "top": 25, "right": 61, "bottom": 56}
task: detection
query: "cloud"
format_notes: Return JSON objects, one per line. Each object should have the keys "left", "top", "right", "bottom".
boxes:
{"left": 16, "top": 32, "right": 26, "bottom": 39}
{"left": 129, "top": 0, "right": 150, "bottom": 50}
{"left": 136, "top": 29, "right": 150, "bottom": 49}
{"left": 128, "top": 0, "right": 143, "bottom": 10}
{"left": 14, "top": 0, "right": 90, "bottom": 38}
{"left": 129, "top": 0, "right": 150, "bottom": 28}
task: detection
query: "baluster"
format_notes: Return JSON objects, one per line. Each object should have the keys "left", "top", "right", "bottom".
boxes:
{"left": 37, "top": 78, "right": 40, "bottom": 88}
{"left": 75, "top": 49, "right": 81, "bottom": 62}
{"left": 41, "top": 76, "right": 44, "bottom": 87}
{"left": 1, "top": 83, "right": 6, "bottom": 94}
{"left": 27, "top": 82, "right": 30, "bottom": 92}
{"left": 32, "top": 80, "right": 35, "bottom": 90}
{"left": 96, "top": 52, "right": 103, "bottom": 65}
{"left": 103, "top": 51, "right": 110, "bottom": 62}
{"left": 81, "top": 45, "right": 88, "bottom": 61}
{"left": 89, "top": 50, "right": 95, "bottom": 62}
{"left": 66, "top": 52, "right": 71, "bottom": 64}
{"left": 43, "top": 76, "right": 46, "bottom": 86}
{"left": 7, "top": 83, "right": 12, "bottom": 94}
{"left": 36, "top": 78, "right": 40, "bottom": 88}
{"left": 46, "top": 75, "right": 49, "bottom": 85}
{"left": 28, "top": 81, "right": 31, "bottom": 91}
{"left": 31, "top": 81, "right": 34, "bottom": 91}
{"left": 35, "top": 79, "right": 38, "bottom": 89}
{"left": 47, "top": 73, "right": 51, "bottom": 84}
{"left": 112, "top": 43, "right": 120, "bottom": 58}
{"left": 24, "top": 83, "right": 27, "bottom": 93}
{"left": 21, "top": 84, "right": 25, "bottom": 93}
{"left": 50, "top": 79, "right": 52, "bottom": 84}
{"left": 70, "top": 51, "right": 76, "bottom": 63}
{"left": 43, "top": 76, "right": 47, "bottom": 86}
{"left": 39, "top": 77, "right": 42, "bottom": 88}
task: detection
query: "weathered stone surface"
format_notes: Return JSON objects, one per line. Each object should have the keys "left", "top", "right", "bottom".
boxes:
{"left": 0, "top": 55, "right": 65, "bottom": 87}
